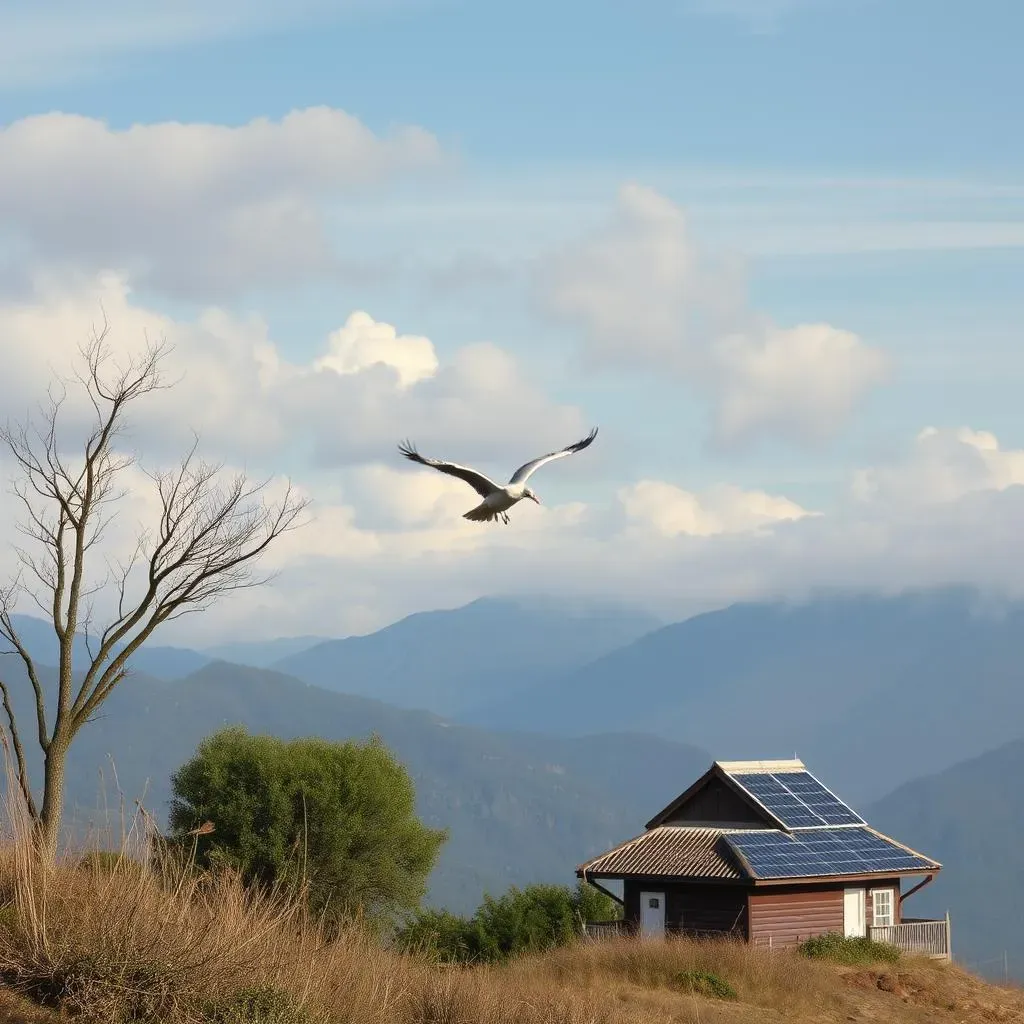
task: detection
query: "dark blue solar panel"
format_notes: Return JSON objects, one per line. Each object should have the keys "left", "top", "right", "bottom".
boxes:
{"left": 730, "top": 771, "right": 865, "bottom": 828}
{"left": 725, "top": 827, "right": 934, "bottom": 878}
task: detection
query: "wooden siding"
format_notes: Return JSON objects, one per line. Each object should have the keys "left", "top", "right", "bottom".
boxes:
{"left": 624, "top": 880, "right": 749, "bottom": 937}
{"left": 748, "top": 888, "right": 843, "bottom": 948}
{"left": 661, "top": 776, "right": 767, "bottom": 827}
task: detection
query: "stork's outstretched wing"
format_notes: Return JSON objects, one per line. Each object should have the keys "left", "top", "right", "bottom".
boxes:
{"left": 397, "top": 441, "right": 501, "bottom": 498}
{"left": 508, "top": 427, "right": 599, "bottom": 485}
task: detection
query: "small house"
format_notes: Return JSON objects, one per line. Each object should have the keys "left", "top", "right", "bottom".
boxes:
{"left": 576, "top": 758, "right": 950, "bottom": 958}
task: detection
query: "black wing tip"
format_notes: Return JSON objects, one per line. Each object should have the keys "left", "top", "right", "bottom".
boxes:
{"left": 397, "top": 439, "right": 420, "bottom": 461}
{"left": 571, "top": 426, "right": 599, "bottom": 452}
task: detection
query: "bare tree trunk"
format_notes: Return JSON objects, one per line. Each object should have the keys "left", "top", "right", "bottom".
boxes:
{"left": 36, "top": 740, "right": 68, "bottom": 858}
{"left": 0, "top": 328, "right": 308, "bottom": 858}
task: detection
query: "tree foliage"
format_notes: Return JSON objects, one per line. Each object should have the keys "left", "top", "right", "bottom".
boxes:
{"left": 169, "top": 727, "right": 448, "bottom": 925}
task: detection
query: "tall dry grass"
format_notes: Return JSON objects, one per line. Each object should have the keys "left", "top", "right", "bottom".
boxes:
{"left": 0, "top": 739, "right": 1016, "bottom": 1023}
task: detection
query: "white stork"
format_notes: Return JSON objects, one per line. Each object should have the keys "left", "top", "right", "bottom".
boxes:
{"left": 397, "top": 427, "right": 598, "bottom": 525}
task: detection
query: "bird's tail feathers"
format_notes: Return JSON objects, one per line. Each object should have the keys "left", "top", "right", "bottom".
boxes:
{"left": 463, "top": 505, "right": 497, "bottom": 522}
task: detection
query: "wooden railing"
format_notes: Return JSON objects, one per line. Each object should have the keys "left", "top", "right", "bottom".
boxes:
{"left": 583, "top": 919, "right": 629, "bottom": 940}
{"left": 869, "top": 915, "right": 951, "bottom": 959}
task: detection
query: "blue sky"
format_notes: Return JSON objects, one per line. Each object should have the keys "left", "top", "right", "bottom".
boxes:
{"left": 0, "top": 0, "right": 1023, "bottom": 640}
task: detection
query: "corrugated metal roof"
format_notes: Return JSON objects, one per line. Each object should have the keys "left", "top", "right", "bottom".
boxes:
{"left": 577, "top": 826, "right": 746, "bottom": 880}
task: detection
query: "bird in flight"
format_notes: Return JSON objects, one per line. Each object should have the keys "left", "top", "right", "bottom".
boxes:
{"left": 397, "top": 427, "right": 598, "bottom": 525}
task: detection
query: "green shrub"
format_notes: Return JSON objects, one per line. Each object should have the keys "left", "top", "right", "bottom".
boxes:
{"left": 673, "top": 969, "right": 738, "bottom": 1000}
{"left": 798, "top": 931, "right": 901, "bottom": 965}
{"left": 393, "top": 908, "right": 480, "bottom": 963}
{"left": 203, "top": 986, "right": 312, "bottom": 1024}
{"left": 169, "top": 727, "right": 447, "bottom": 928}
{"left": 393, "top": 882, "right": 617, "bottom": 964}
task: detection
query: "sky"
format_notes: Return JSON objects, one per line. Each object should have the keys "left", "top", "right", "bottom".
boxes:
{"left": 0, "top": 0, "right": 1022, "bottom": 645}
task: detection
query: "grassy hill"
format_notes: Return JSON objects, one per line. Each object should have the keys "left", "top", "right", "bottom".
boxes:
{"left": 0, "top": 844, "right": 1018, "bottom": 1024}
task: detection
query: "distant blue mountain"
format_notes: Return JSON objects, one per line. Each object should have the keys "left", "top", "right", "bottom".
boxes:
{"left": 273, "top": 596, "right": 662, "bottom": 717}
{"left": 0, "top": 652, "right": 707, "bottom": 915}
{"left": 202, "top": 635, "right": 332, "bottom": 668}
{"left": 463, "top": 586, "right": 1024, "bottom": 804}
{"left": 5, "top": 614, "right": 209, "bottom": 680}
{"left": 867, "top": 739, "right": 1024, "bottom": 982}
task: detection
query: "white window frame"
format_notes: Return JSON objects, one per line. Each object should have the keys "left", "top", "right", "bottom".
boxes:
{"left": 871, "top": 888, "right": 894, "bottom": 928}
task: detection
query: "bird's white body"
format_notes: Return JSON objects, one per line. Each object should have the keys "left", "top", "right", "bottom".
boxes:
{"left": 398, "top": 428, "right": 598, "bottom": 526}
{"left": 466, "top": 485, "right": 528, "bottom": 523}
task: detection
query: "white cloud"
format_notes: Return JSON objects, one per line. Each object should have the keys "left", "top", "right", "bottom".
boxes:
{"left": 852, "top": 426, "right": 1024, "bottom": 506}
{"left": 537, "top": 183, "right": 888, "bottom": 446}
{"left": 316, "top": 312, "right": 439, "bottom": 390}
{"left": 0, "top": 1, "right": 416, "bottom": 89}
{"left": 619, "top": 479, "right": 814, "bottom": 537}
{"left": 711, "top": 322, "right": 889, "bottom": 445}
{"left": 157, "top": 422, "right": 1024, "bottom": 643}
{"left": 0, "top": 108, "right": 443, "bottom": 299}
{"left": 4, "top": 389, "right": 1024, "bottom": 644}
{"left": 0, "top": 271, "right": 588, "bottom": 472}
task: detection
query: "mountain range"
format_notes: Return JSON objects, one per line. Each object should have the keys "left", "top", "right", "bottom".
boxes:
{"left": 2, "top": 585, "right": 1024, "bottom": 973}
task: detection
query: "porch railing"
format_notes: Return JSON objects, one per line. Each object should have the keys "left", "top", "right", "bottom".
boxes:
{"left": 869, "top": 915, "right": 951, "bottom": 960}
{"left": 582, "top": 919, "right": 629, "bottom": 940}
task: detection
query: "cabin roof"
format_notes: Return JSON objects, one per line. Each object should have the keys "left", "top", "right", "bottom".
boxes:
{"left": 580, "top": 757, "right": 942, "bottom": 884}
{"left": 577, "top": 826, "right": 744, "bottom": 881}
{"left": 646, "top": 758, "right": 866, "bottom": 831}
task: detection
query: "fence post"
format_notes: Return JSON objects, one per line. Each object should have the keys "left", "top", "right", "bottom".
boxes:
{"left": 945, "top": 911, "right": 952, "bottom": 961}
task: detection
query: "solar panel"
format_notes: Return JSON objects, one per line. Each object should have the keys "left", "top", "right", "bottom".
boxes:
{"left": 725, "top": 827, "right": 934, "bottom": 878}
{"left": 729, "top": 771, "right": 865, "bottom": 828}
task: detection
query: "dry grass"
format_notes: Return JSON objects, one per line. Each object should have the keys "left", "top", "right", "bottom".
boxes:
{"left": 2, "top": 835, "right": 1023, "bottom": 1024}
{"left": 0, "top": 758, "right": 1021, "bottom": 1022}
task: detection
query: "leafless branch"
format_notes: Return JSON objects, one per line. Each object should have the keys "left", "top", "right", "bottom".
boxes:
{"left": 0, "top": 327, "right": 310, "bottom": 852}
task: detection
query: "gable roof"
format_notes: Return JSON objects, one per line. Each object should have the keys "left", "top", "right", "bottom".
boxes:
{"left": 646, "top": 758, "right": 864, "bottom": 831}
{"left": 580, "top": 757, "right": 942, "bottom": 885}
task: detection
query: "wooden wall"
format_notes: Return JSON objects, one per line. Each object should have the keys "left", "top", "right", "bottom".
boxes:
{"left": 624, "top": 880, "right": 749, "bottom": 937}
{"left": 622, "top": 876, "right": 906, "bottom": 947}
{"left": 660, "top": 776, "right": 767, "bottom": 827}
{"left": 747, "top": 887, "right": 843, "bottom": 948}
{"left": 748, "top": 878, "right": 904, "bottom": 948}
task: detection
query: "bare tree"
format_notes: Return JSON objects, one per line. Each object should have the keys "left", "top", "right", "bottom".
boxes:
{"left": 0, "top": 327, "right": 309, "bottom": 857}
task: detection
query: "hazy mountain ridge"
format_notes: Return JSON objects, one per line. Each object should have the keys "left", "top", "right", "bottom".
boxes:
{"left": 465, "top": 586, "right": 1024, "bottom": 803}
{"left": 272, "top": 596, "right": 663, "bottom": 716}
{"left": 865, "top": 739, "right": 1024, "bottom": 981}
{"left": 0, "top": 653, "right": 706, "bottom": 914}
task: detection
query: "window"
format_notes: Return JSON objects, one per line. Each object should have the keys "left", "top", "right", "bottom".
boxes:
{"left": 648, "top": 897, "right": 660, "bottom": 909}
{"left": 871, "top": 889, "right": 894, "bottom": 928}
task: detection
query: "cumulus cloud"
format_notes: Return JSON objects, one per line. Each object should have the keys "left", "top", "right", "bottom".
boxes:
{"left": 0, "top": 272, "right": 588, "bottom": 472}
{"left": 852, "top": 426, "right": 1024, "bottom": 506}
{"left": 142, "top": 421, "right": 1024, "bottom": 644}
{"left": 0, "top": 108, "right": 443, "bottom": 299}
{"left": 619, "top": 479, "right": 814, "bottom": 537}
{"left": 537, "top": 183, "right": 888, "bottom": 446}
{"left": 3, "top": 375, "right": 1024, "bottom": 644}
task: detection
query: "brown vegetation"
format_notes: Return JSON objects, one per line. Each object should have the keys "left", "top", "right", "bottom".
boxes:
{"left": 0, "top": 821, "right": 1021, "bottom": 1024}
{"left": 0, "top": 751, "right": 1017, "bottom": 1023}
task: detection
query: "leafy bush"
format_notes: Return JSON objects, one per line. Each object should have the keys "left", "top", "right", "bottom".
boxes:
{"left": 169, "top": 727, "right": 447, "bottom": 927}
{"left": 798, "top": 931, "right": 901, "bottom": 965}
{"left": 395, "top": 882, "right": 618, "bottom": 963}
{"left": 673, "top": 969, "right": 737, "bottom": 1000}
